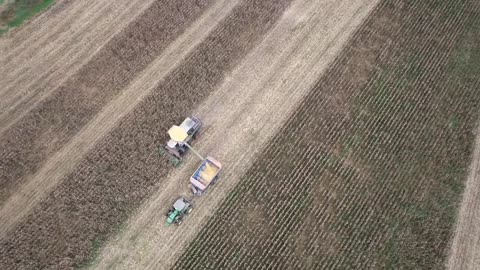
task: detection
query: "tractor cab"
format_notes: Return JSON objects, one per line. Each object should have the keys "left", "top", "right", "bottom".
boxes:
{"left": 166, "top": 197, "right": 192, "bottom": 226}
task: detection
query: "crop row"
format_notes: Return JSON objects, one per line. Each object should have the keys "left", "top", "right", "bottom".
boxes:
{"left": 174, "top": 0, "right": 480, "bottom": 269}
{"left": 0, "top": 0, "right": 294, "bottom": 268}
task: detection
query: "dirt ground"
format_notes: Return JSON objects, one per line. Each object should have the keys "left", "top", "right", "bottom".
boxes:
{"left": 0, "top": 0, "right": 215, "bottom": 207}
{"left": 447, "top": 123, "right": 480, "bottom": 270}
{"left": 92, "top": 0, "right": 379, "bottom": 268}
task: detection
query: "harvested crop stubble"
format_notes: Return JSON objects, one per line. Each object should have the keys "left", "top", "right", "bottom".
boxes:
{"left": 0, "top": 0, "right": 153, "bottom": 128}
{"left": 173, "top": 0, "right": 480, "bottom": 269}
{"left": 0, "top": 0, "right": 213, "bottom": 204}
{"left": 0, "top": 0, "right": 293, "bottom": 268}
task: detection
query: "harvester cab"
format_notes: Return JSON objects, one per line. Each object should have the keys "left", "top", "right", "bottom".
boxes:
{"left": 166, "top": 197, "right": 192, "bottom": 226}
{"left": 159, "top": 116, "right": 202, "bottom": 166}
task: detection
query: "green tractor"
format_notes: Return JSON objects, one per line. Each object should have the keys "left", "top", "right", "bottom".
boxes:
{"left": 166, "top": 197, "right": 193, "bottom": 226}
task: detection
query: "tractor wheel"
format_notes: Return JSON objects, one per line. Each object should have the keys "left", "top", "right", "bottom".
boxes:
{"left": 171, "top": 157, "right": 181, "bottom": 167}
{"left": 186, "top": 207, "right": 193, "bottom": 214}
{"left": 176, "top": 219, "right": 183, "bottom": 226}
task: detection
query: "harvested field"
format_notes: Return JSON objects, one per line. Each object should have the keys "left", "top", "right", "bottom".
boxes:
{"left": 0, "top": 0, "right": 238, "bottom": 246}
{"left": 1, "top": 0, "right": 479, "bottom": 269}
{"left": 0, "top": 0, "right": 157, "bottom": 131}
{"left": 173, "top": 0, "right": 480, "bottom": 269}
{"left": 0, "top": 0, "right": 213, "bottom": 204}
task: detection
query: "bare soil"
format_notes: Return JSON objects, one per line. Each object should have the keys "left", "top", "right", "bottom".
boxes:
{"left": 0, "top": 0, "right": 238, "bottom": 243}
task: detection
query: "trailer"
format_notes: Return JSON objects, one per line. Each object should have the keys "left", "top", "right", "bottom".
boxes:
{"left": 159, "top": 116, "right": 202, "bottom": 166}
{"left": 190, "top": 157, "right": 222, "bottom": 196}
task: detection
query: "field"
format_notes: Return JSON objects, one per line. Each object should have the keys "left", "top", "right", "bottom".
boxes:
{"left": 0, "top": 0, "right": 297, "bottom": 267}
{"left": 0, "top": 0, "right": 479, "bottom": 269}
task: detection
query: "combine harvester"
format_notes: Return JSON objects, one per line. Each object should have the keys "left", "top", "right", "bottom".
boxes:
{"left": 159, "top": 116, "right": 202, "bottom": 166}
{"left": 163, "top": 116, "right": 222, "bottom": 225}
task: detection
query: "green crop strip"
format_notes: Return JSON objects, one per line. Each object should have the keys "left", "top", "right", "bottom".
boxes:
{"left": 378, "top": 4, "right": 480, "bottom": 268}
{"left": 316, "top": 1, "right": 480, "bottom": 268}
{"left": 0, "top": 0, "right": 55, "bottom": 34}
